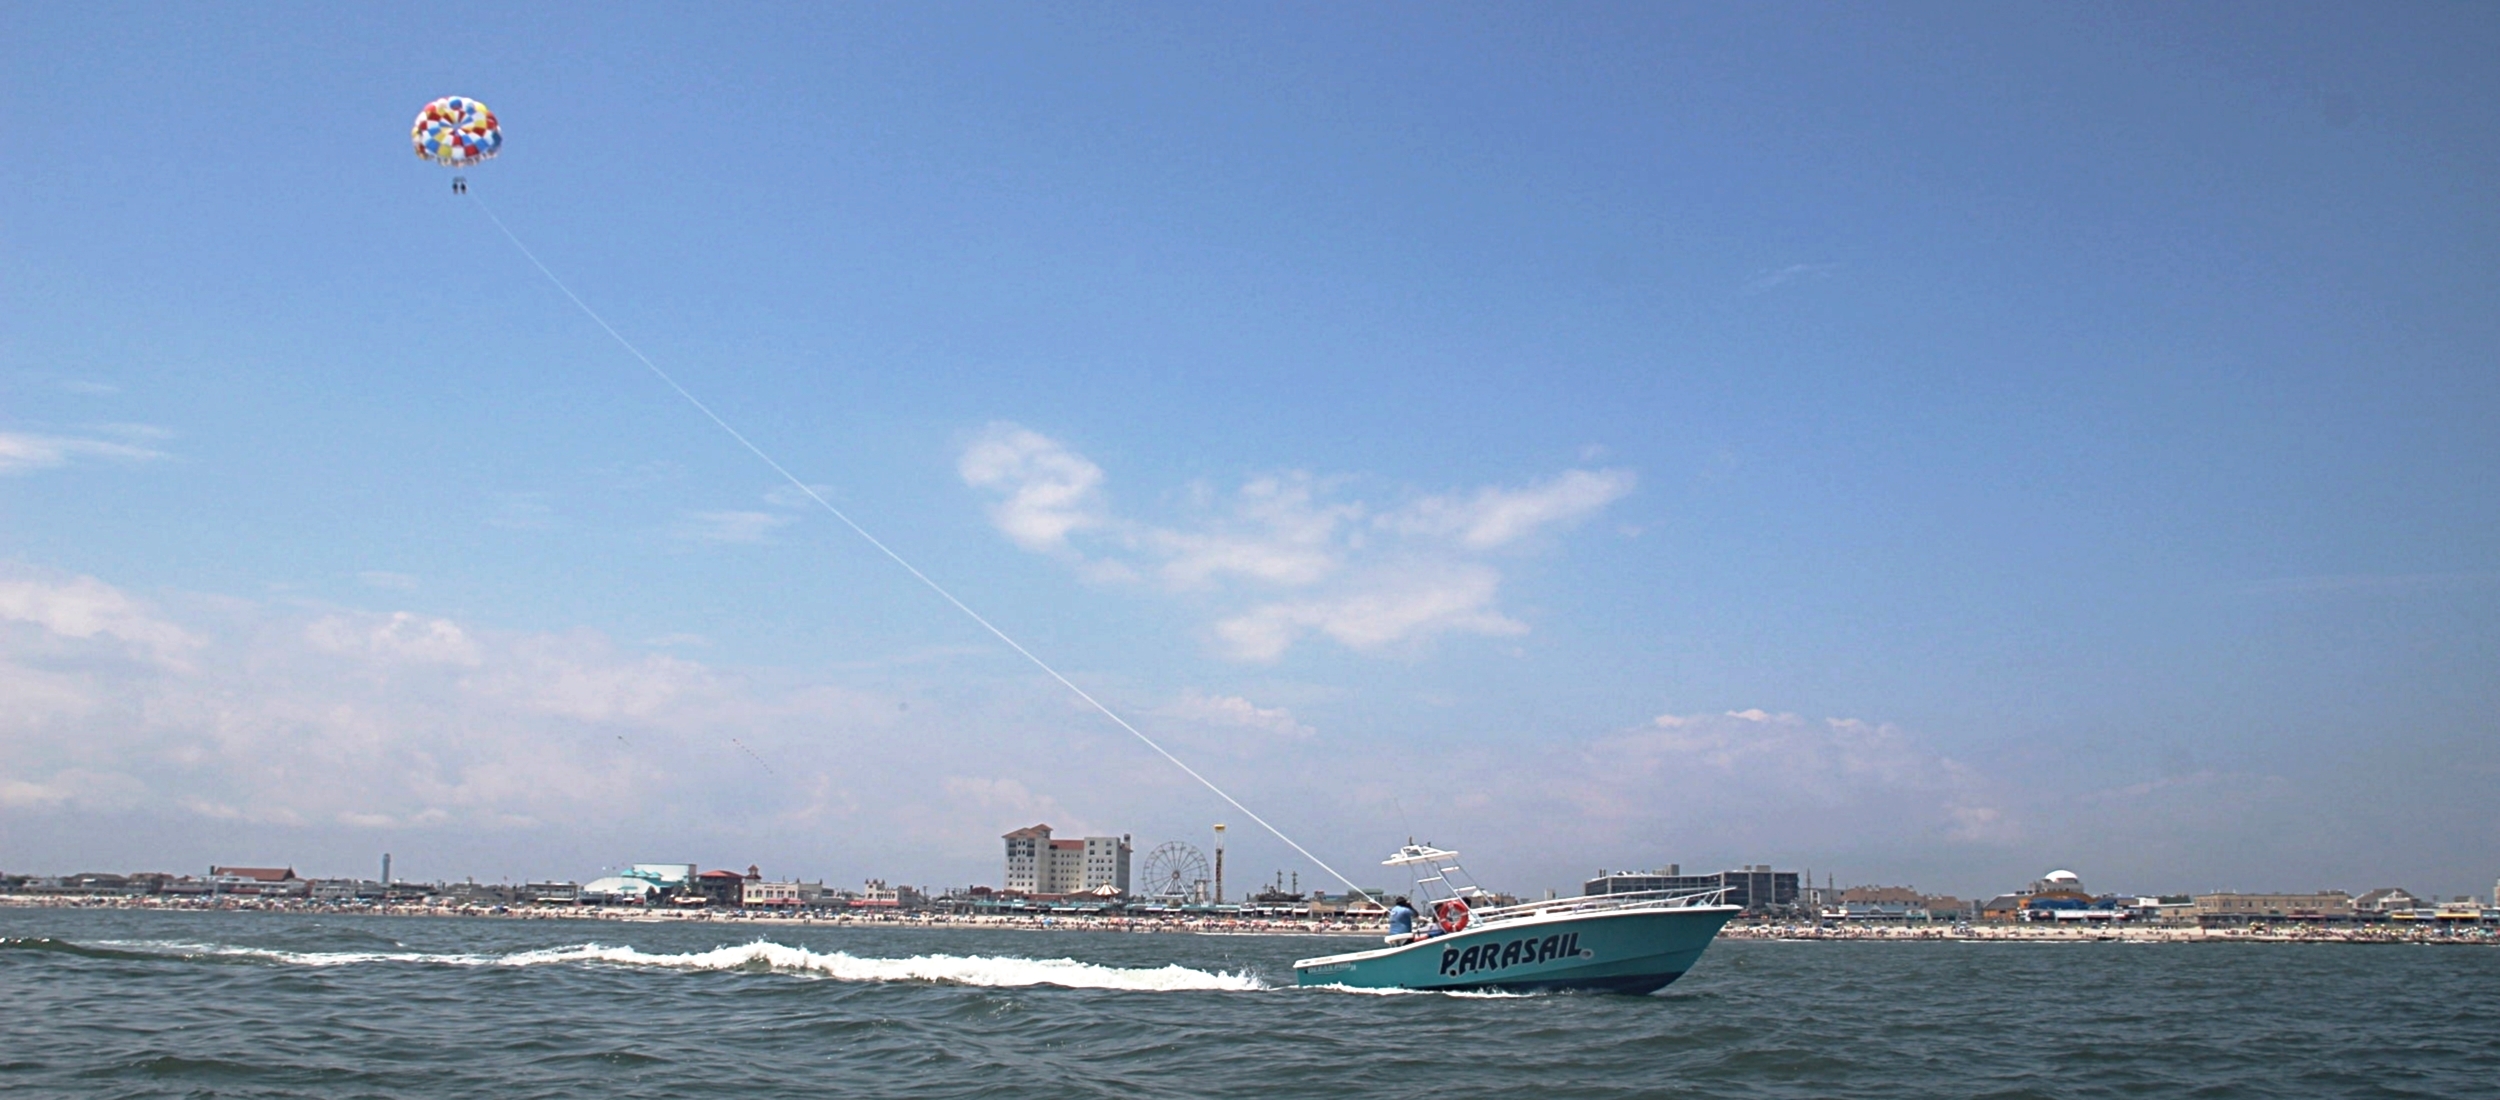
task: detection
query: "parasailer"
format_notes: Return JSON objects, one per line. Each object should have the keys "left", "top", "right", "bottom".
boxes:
{"left": 411, "top": 95, "right": 501, "bottom": 194}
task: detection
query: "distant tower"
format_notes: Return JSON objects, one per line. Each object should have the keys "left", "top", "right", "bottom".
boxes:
{"left": 381, "top": 853, "right": 392, "bottom": 886}
{"left": 1213, "top": 824, "right": 1227, "bottom": 905}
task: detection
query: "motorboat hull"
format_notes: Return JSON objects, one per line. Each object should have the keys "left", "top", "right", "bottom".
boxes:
{"left": 1293, "top": 904, "right": 1739, "bottom": 994}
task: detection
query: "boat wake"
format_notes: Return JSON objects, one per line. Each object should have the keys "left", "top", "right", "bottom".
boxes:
{"left": 5, "top": 937, "right": 1265, "bottom": 991}
{"left": 1304, "top": 981, "right": 1538, "bottom": 998}
{"left": 504, "top": 942, "right": 1268, "bottom": 990}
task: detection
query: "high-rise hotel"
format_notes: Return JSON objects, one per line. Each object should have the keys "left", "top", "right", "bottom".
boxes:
{"left": 1002, "top": 824, "right": 1132, "bottom": 896}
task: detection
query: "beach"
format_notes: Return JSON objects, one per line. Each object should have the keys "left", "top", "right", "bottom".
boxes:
{"left": 9, "top": 894, "right": 2493, "bottom": 946}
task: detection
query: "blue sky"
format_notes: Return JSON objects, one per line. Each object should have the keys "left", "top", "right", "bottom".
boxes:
{"left": 4, "top": 4, "right": 2495, "bottom": 901}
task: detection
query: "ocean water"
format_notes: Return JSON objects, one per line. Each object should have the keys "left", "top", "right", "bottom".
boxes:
{"left": 4, "top": 908, "right": 2496, "bottom": 1098}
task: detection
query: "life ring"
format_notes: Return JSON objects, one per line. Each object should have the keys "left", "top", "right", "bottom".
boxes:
{"left": 1432, "top": 898, "right": 1472, "bottom": 934}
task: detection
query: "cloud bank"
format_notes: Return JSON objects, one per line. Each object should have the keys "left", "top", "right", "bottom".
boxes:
{"left": 0, "top": 561, "right": 2042, "bottom": 890}
{"left": 1, "top": 565, "right": 718, "bottom": 831}
{"left": 1569, "top": 709, "right": 2014, "bottom": 848}
{"left": 12, "top": 560, "right": 2460, "bottom": 899}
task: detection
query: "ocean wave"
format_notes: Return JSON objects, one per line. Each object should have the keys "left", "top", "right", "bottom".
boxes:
{"left": 77, "top": 938, "right": 498, "bottom": 966}
{"left": 0, "top": 936, "right": 178, "bottom": 962}
{"left": 15, "top": 937, "right": 1264, "bottom": 991}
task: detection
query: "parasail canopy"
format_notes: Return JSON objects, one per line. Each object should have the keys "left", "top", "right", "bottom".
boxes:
{"left": 411, "top": 96, "right": 502, "bottom": 167}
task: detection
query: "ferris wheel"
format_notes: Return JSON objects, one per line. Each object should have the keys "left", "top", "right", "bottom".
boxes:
{"left": 1139, "top": 841, "right": 1211, "bottom": 902}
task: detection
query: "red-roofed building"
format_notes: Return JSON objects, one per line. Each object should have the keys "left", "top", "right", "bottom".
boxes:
{"left": 694, "top": 869, "right": 748, "bottom": 907}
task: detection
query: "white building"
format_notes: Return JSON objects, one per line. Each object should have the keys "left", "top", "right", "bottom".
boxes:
{"left": 856, "top": 879, "right": 925, "bottom": 909}
{"left": 580, "top": 876, "right": 659, "bottom": 902}
{"left": 1082, "top": 835, "right": 1132, "bottom": 896}
{"left": 628, "top": 863, "right": 696, "bottom": 888}
{"left": 1004, "top": 825, "right": 1047, "bottom": 892}
{"left": 741, "top": 879, "right": 823, "bottom": 908}
{"left": 1002, "top": 825, "right": 1131, "bottom": 896}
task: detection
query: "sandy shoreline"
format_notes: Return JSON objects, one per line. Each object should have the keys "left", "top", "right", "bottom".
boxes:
{"left": 0, "top": 895, "right": 1378, "bottom": 936}
{"left": 7, "top": 895, "right": 2493, "bottom": 944}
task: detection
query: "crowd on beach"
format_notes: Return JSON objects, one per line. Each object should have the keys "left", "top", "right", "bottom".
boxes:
{"left": 8, "top": 894, "right": 2495, "bottom": 944}
{"left": 0, "top": 894, "right": 1382, "bottom": 935}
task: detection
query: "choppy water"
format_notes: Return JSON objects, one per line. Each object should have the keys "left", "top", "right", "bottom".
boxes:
{"left": 5, "top": 908, "right": 2497, "bottom": 1098}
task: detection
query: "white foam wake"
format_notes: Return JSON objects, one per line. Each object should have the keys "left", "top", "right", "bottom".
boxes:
{"left": 1305, "top": 982, "right": 1536, "bottom": 998}
{"left": 92, "top": 939, "right": 1266, "bottom": 991}
{"left": 501, "top": 942, "right": 1267, "bottom": 990}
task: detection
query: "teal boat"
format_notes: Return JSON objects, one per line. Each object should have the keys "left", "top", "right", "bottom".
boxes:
{"left": 1293, "top": 844, "right": 1740, "bottom": 994}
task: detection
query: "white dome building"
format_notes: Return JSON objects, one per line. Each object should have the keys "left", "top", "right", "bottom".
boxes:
{"left": 2031, "top": 869, "right": 2087, "bottom": 897}
{"left": 580, "top": 876, "right": 659, "bottom": 902}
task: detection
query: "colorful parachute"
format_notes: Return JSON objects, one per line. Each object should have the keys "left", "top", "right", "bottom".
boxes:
{"left": 411, "top": 96, "right": 502, "bottom": 167}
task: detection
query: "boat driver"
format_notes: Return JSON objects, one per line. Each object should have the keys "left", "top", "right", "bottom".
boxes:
{"left": 1385, "top": 896, "right": 1418, "bottom": 943}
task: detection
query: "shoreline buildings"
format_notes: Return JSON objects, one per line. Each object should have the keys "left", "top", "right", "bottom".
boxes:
{"left": 5, "top": 852, "right": 2492, "bottom": 927}
{"left": 1583, "top": 864, "right": 1802, "bottom": 913}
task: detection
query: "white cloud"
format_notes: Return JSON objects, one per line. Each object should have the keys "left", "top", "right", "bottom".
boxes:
{"left": 7, "top": 560, "right": 2443, "bottom": 900}
{"left": 939, "top": 776, "right": 1081, "bottom": 834}
{"left": 1150, "top": 475, "right": 1358, "bottom": 589}
{"left": 959, "top": 424, "right": 1633, "bottom": 661}
{"left": 1165, "top": 689, "right": 1315, "bottom": 740}
{"left": 673, "top": 510, "right": 789, "bottom": 545}
{"left": 1573, "top": 709, "right": 2016, "bottom": 845}
{"left": 0, "top": 566, "right": 198, "bottom": 665}
{"left": 0, "top": 777, "right": 71, "bottom": 809}
{"left": 1381, "top": 468, "right": 1636, "bottom": 549}
{"left": 305, "top": 611, "right": 481, "bottom": 667}
{"left": 957, "top": 423, "right": 1108, "bottom": 552}
{"left": 0, "top": 430, "right": 167, "bottom": 475}
{"left": 0, "top": 567, "right": 866, "bottom": 835}
{"left": 484, "top": 634, "right": 713, "bottom": 722}
{"left": 1215, "top": 565, "right": 1524, "bottom": 662}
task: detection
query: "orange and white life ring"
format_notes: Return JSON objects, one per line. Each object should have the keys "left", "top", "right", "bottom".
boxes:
{"left": 1433, "top": 898, "right": 1472, "bottom": 934}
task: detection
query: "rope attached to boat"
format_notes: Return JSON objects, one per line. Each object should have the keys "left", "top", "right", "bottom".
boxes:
{"left": 471, "top": 195, "right": 1379, "bottom": 907}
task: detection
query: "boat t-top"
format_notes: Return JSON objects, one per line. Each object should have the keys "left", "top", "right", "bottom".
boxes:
{"left": 1292, "top": 843, "right": 1741, "bottom": 994}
